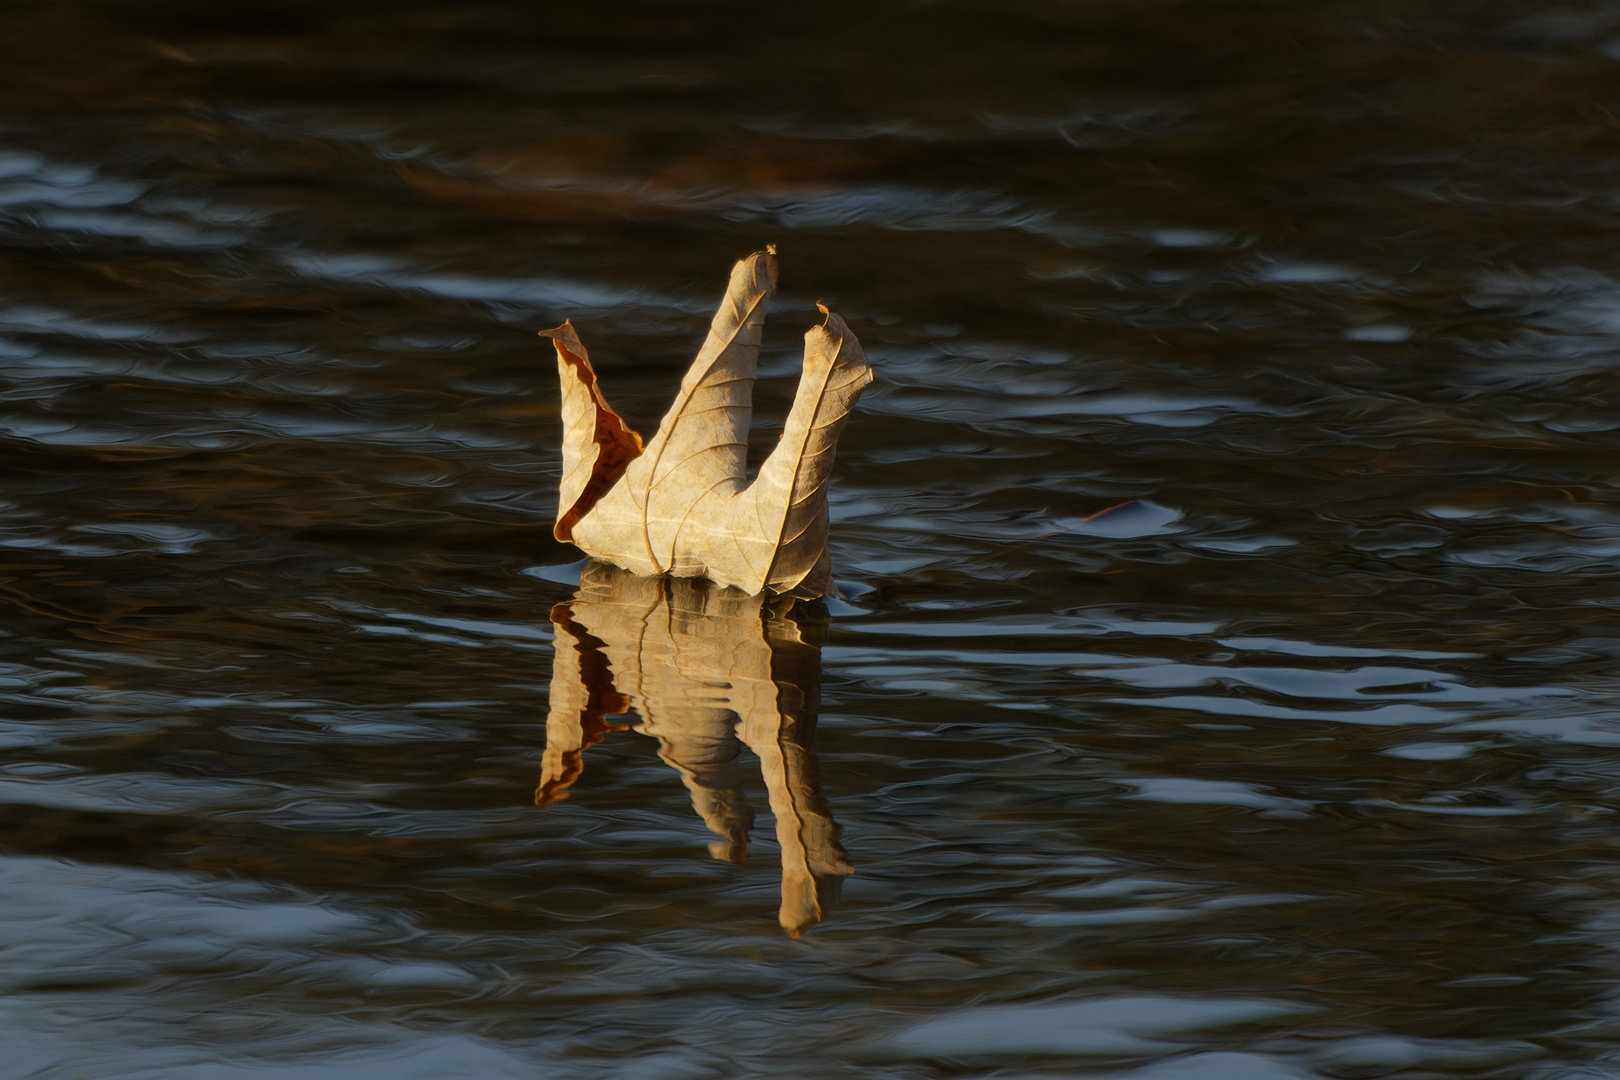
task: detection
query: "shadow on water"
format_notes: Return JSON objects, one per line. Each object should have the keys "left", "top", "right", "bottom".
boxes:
{"left": 540, "top": 562, "right": 849, "bottom": 937}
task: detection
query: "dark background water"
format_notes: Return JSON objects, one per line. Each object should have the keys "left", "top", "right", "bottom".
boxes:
{"left": 4, "top": 1, "right": 1620, "bottom": 1076}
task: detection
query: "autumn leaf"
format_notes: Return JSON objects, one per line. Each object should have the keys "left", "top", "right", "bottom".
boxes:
{"left": 541, "top": 248, "right": 871, "bottom": 597}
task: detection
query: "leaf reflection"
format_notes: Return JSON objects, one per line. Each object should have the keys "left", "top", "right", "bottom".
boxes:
{"left": 539, "top": 561, "right": 850, "bottom": 936}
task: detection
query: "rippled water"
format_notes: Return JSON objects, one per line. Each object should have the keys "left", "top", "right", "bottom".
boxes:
{"left": 4, "top": 1, "right": 1620, "bottom": 1077}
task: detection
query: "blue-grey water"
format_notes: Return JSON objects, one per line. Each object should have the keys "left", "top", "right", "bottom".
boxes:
{"left": 3, "top": 1, "right": 1620, "bottom": 1077}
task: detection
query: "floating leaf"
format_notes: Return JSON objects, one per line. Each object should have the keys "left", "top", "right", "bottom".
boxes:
{"left": 542, "top": 248, "right": 871, "bottom": 597}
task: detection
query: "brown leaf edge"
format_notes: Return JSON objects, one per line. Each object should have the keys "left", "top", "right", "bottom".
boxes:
{"left": 541, "top": 320, "right": 645, "bottom": 542}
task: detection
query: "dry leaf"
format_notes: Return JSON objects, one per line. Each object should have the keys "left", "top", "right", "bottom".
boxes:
{"left": 542, "top": 248, "right": 871, "bottom": 597}
{"left": 539, "top": 561, "right": 851, "bottom": 935}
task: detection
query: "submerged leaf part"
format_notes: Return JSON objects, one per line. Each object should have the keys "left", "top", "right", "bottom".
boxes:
{"left": 544, "top": 250, "right": 870, "bottom": 596}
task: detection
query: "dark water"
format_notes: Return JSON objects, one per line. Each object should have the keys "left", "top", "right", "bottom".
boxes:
{"left": 3, "top": 1, "right": 1620, "bottom": 1076}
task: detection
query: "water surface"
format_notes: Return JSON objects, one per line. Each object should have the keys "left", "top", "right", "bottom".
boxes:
{"left": 3, "top": 1, "right": 1620, "bottom": 1077}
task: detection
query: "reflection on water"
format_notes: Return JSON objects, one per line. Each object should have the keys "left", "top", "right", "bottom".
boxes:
{"left": 541, "top": 562, "right": 849, "bottom": 935}
{"left": 4, "top": 0, "right": 1620, "bottom": 1075}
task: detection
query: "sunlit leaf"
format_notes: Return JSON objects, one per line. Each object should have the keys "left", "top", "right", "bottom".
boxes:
{"left": 542, "top": 248, "right": 871, "bottom": 597}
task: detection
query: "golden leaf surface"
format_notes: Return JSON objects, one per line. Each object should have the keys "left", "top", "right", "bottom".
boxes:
{"left": 542, "top": 249, "right": 872, "bottom": 597}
